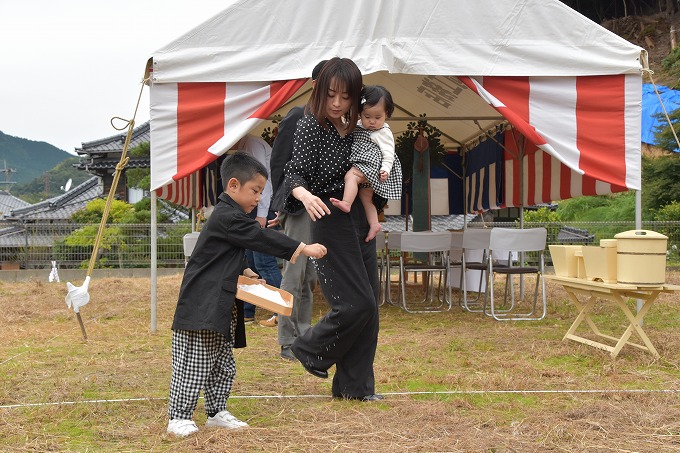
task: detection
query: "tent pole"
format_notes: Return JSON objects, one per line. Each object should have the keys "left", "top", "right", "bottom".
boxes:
{"left": 150, "top": 190, "right": 157, "bottom": 333}
{"left": 518, "top": 135, "right": 526, "bottom": 299}
{"left": 462, "top": 149, "right": 468, "bottom": 228}
{"left": 190, "top": 172, "right": 197, "bottom": 231}
{"left": 636, "top": 189, "right": 643, "bottom": 321}
{"left": 635, "top": 189, "right": 642, "bottom": 229}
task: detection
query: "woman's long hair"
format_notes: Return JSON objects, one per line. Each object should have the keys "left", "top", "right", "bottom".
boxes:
{"left": 307, "top": 57, "right": 363, "bottom": 134}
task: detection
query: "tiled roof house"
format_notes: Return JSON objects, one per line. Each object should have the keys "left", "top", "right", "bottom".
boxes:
{"left": 0, "top": 177, "right": 103, "bottom": 258}
{"left": 74, "top": 121, "right": 150, "bottom": 202}
{"left": 0, "top": 191, "right": 30, "bottom": 219}
{"left": 8, "top": 176, "right": 102, "bottom": 221}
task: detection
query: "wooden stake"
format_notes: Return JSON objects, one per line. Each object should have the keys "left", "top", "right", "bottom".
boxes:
{"left": 76, "top": 312, "right": 88, "bottom": 341}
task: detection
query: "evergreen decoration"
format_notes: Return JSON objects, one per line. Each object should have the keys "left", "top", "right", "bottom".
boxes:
{"left": 261, "top": 117, "right": 281, "bottom": 146}
{"left": 394, "top": 115, "right": 446, "bottom": 182}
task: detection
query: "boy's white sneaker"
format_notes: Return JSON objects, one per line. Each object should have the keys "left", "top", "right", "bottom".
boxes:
{"left": 167, "top": 419, "right": 199, "bottom": 437}
{"left": 205, "top": 410, "right": 249, "bottom": 429}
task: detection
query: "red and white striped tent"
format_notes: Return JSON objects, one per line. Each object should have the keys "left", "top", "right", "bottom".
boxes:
{"left": 147, "top": 0, "right": 645, "bottom": 212}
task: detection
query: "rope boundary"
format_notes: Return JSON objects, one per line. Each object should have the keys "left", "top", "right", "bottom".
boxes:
{"left": 2, "top": 388, "right": 679, "bottom": 410}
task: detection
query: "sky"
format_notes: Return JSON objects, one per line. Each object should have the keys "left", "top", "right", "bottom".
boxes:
{"left": 0, "top": 1, "right": 233, "bottom": 155}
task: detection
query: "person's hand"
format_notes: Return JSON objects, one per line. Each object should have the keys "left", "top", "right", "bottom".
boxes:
{"left": 293, "top": 187, "right": 331, "bottom": 221}
{"left": 303, "top": 243, "right": 327, "bottom": 259}
{"left": 243, "top": 268, "right": 259, "bottom": 279}
{"left": 255, "top": 216, "right": 266, "bottom": 228}
{"left": 379, "top": 170, "right": 389, "bottom": 182}
{"left": 267, "top": 212, "right": 281, "bottom": 228}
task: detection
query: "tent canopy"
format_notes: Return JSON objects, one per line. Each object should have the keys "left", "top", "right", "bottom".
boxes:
{"left": 150, "top": 0, "right": 641, "bottom": 82}
{"left": 148, "top": 0, "right": 645, "bottom": 211}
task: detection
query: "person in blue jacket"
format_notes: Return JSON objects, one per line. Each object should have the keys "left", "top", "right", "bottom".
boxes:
{"left": 166, "top": 152, "right": 327, "bottom": 437}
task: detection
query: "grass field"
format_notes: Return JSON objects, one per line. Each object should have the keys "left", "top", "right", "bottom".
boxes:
{"left": 1, "top": 272, "right": 679, "bottom": 452}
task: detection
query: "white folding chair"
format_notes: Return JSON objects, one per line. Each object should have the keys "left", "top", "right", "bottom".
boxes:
{"left": 486, "top": 227, "right": 547, "bottom": 321}
{"left": 384, "top": 230, "right": 402, "bottom": 305}
{"left": 183, "top": 232, "right": 201, "bottom": 266}
{"left": 447, "top": 230, "right": 464, "bottom": 306}
{"left": 460, "top": 228, "right": 493, "bottom": 312}
{"left": 397, "top": 231, "right": 452, "bottom": 313}
{"left": 375, "top": 229, "right": 388, "bottom": 306}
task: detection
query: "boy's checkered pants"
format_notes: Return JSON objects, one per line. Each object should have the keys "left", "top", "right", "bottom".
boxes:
{"left": 167, "top": 304, "right": 237, "bottom": 420}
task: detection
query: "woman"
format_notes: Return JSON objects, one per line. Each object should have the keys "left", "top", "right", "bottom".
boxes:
{"left": 283, "top": 57, "right": 382, "bottom": 401}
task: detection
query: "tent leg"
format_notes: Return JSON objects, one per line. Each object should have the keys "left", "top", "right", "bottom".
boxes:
{"left": 151, "top": 190, "right": 157, "bottom": 333}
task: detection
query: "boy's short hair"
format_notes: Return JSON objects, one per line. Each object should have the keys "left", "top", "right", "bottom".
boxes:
{"left": 220, "top": 151, "right": 268, "bottom": 188}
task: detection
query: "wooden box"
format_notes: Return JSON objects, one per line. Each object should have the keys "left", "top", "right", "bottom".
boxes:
{"left": 581, "top": 239, "right": 617, "bottom": 284}
{"left": 548, "top": 245, "right": 582, "bottom": 278}
{"left": 236, "top": 275, "right": 294, "bottom": 316}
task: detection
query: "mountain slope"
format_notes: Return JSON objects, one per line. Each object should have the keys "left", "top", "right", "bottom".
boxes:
{"left": 0, "top": 131, "right": 72, "bottom": 186}
{"left": 10, "top": 157, "right": 92, "bottom": 203}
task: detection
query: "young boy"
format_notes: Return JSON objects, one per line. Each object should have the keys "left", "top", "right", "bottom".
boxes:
{"left": 166, "top": 152, "right": 327, "bottom": 437}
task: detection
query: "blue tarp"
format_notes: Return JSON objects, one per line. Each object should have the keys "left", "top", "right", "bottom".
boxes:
{"left": 642, "top": 83, "right": 680, "bottom": 150}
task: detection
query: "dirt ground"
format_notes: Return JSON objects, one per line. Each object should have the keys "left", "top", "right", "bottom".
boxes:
{"left": 603, "top": 10, "right": 680, "bottom": 85}
{"left": 1, "top": 271, "right": 679, "bottom": 452}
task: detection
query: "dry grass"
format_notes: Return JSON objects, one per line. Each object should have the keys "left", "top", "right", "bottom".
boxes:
{"left": 1, "top": 271, "right": 680, "bottom": 452}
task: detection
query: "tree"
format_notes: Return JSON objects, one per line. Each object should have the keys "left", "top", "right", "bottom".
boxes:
{"left": 70, "top": 198, "right": 133, "bottom": 224}
{"left": 62, "top": 197, "right": 181, "bottom": 268}
{"left": 555, "top": 191, "right": 637, "bottom": 221}
{"left": 126, "top": 142, "right": 151, "bottom": 190}
{"left": 70, "top": 197, "right": 173, "bottom": 224}
{"left": 12, "top": 157, "right": 90, "bottom": 203}
{"left": 523, "top": 207, "right": 560, "bottom": 223}
{"left": 653, "top": 108, "right": 680, "bottom": 151}
{"left": 641, "top": 153, "right": 680, "bottom": 214}
{"left": 655, "top": 200, "right": 680, "bottom": 221}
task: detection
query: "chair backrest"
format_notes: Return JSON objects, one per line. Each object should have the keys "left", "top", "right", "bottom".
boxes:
{"left": 387, "top": 230, "right": 402, "bottom": 250}
{"left": 461, "top": 228, "right": 493, "bottom": 250}
{"left": 450, "top": 230, "right": 464, "bottom": 250}
{"left": 375, "top": 230, "right": 386, "bottom": 252}
{"left": 183, "top": 232, "right": 201, "bottom": 257}
{"left": 400, "top": 231, "right": 452, "bottom": 253}
{"left": 449, "top": 230, "right": 464, "bottom": 262}
{"left": 489, "top": 227, "right": 547, "bottom": 253}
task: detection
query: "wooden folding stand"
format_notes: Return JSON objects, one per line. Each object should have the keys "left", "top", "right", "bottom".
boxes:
{"left": 547, "top": 275, "right": 680, "bottom": 359}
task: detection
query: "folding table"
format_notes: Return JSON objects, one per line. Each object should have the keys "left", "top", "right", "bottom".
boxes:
{"left": 547, "top": 275, "right": 680, "bottom": 358}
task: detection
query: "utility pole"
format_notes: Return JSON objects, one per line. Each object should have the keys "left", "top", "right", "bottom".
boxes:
{"left": 1, "top": 160, "right": 16, "bottom": 192}
{"left": 43, "top": 172, "right": 50, "bottom": 198}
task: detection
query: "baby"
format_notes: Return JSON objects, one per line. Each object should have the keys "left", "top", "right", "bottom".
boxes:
{"left": 330, "top": 85, "right": 402, "bottom": 241}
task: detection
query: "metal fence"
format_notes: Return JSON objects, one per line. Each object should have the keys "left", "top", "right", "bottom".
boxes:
{"left": 1, "top": 220, "right": 679, "bottom": 270}
{"left": 0, "top": 222, "right": 192, "bottom": 270}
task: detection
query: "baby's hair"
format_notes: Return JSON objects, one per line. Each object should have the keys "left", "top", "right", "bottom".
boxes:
{"left": 220, "top": 151, "right": 268, "bottom": 188}
{"left": 361, "top": 85, "right": 394, "bottom": 118}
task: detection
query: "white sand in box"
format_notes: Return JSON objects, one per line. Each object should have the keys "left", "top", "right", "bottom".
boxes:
{"left": 238, "top": 284, "right": 289, "bottom": 306}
